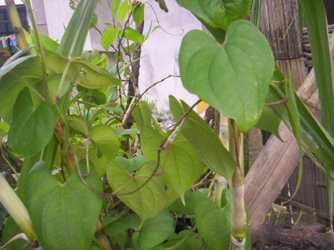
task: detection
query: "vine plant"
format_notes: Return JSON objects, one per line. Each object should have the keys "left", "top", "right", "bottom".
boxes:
{"left": 1, "top": 0, "right": 329, "bottom": 250}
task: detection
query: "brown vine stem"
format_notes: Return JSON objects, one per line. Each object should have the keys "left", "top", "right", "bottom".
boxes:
{"left": 121, "top": 74, "right": 180, "bottom": 127}
{"left": 116, "top": 99, "right": 201, "bottom": 196}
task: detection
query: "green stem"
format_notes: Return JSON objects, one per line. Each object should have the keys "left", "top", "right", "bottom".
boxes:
{"left": 24, "top": 0, "right": 49, "bottom": 100}
{"left": 229, "top": 120, "right": 246, "bottom": 250}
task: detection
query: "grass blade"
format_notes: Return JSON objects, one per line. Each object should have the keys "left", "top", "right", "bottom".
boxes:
{"left": 59, "top": 0, "right": 97, "bottom": 57}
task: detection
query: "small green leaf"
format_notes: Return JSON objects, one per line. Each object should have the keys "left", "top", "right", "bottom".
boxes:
{"left": 101, "top": 26, "right": 120, "bottom": 50}
{"left": 114, "top": 155, "right": 148, "bottom": 172}
{"left": 255, "top": 107, "right": 281, "bottom": 137}
{"left": 67, "top": 115, "right": 89, "bottom": 136}
{"left": 8, "top": 88, "right": 57, "bottom": 157}
{"left": 26, "top": 161, "right": 103, "bottom": 250}
{"left": 124, "top": 27, "right": 145, "bottom": 44}
{"left": 133, "top": 3, "right": 145, "bottom": 26}
{"left": 117, "top": 0, "right": 132, "bottom": 22}
{"left": 179, "top": 20, "right": 274, "bottom": 131}
{"left": 169, "top": 96, "right": 235, "bottom": 181}
{"left": 90, "top": 125, "right": 120, "bottom": 160}
{"left": 138, "top": 211, "right": 174, "bottom": 249}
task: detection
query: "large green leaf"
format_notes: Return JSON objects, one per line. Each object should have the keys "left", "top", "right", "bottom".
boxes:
{"left": 180, "top": 191, "right": 231, "bottom": 250}
{"left": 134, "top": 101, "right": 205, "bottom": 196}
{"left": 169, "top": 96, "right": 235, "bottom": 181}
{"left": 107, "top": 160, "right": 177, "bottom": 220}
{"left": 0, "top": 55, "right": 42, "bottom": 118}
{"left": 8, "top": 88, "right": 57, "bottom": 157}
{"left": 59, "top": 0, "right": 97, "bottom": 57}
{"left": 138, "top": 211, "right": 175, "bottom": 249}
{"left": 26, "top": 161, "right": 103, "bottom": 250}
{"left": 179, "top": 20, "right": 274, "bottom": 131}
{"left": 177, "top": 0, "right": 251, "bottom": 30}
{"left": 45, "top": 49, "right": 120, "bottom": 89}
{"left": 161, "top": 135, "right": 206, "bottom": 196}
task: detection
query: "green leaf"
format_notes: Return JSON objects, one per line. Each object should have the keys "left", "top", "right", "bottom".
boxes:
{"left": 0, "top": 55, "right": 42, "bottom": 118}
{"left": 124, "top": 27, "right": 145, "bottom": 44}
{"left": 162, "top": 230, "right": 203, "bottom": 250}
{"left": 255, "top": 107, "right": 281, "bottom": 137}
{"left": 111, "top": 0, "right": 121, "bottom": 16}
{"left": 117, "top": 0, "right": 132, "bottom": 22}
{"left": 59, "top": 0, "right": 97, "bottom": 57}
{"left": 133, "top": 3, "right": 145, "bottom": 26}
{"left": 114, "top": 155, "right": 148, "bottom": 172}
{"left": 104, "top": 213, "right": 140, "bottom": 248}
{"left": 177, "top": 0, "right": 251, "bottom": 30}
{"left": 107, "top": 160, "right": 177, "bottom": 220}
{"left": 133, "top": 102, "right": 165, "bottom": 161}
{"left": 300, "top": 0, "right": 334, "bottom": 136}
{"left": 169, "top": 96, "right": 235, "bottom": 181}
{"left": 131, "top": 101, "right": 203, "bottom": 212}
{"left": 45, "top": 49, "right": 120, "bottom": 89}
{"left": 26, "top": 161, "right": 103, "bottom": 250}
{"left": 8, "top": 88, "right": 57, "bottom": 157}
{"left": 138, "top": 211, "right": 174, "bottom": 249}
{"left": 179, "top": 20, "right": 274, "bottom": 131}
{"left": 90, "top": 125, "right": 120, "bottom": 160}
{"left": 101, "top": 26, "right": 120, "bottom": 50}
{"left": 161, "top": 135, "right": 206, "bottom": 196}
{"left": 285, "top": 77, "right": 302, "bottom": 147}
{"left": 67, "top": 115, "right": 89, "bottom": 136}
{"left": 187, "top": 192, "right": 231, "bottom": 250}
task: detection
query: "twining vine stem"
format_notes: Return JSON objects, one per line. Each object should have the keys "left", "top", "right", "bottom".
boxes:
{"left": 121, "top": 74, "right": 180, "bottom": 127}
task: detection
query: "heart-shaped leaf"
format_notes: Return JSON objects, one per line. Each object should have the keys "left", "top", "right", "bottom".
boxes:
{"left": 107, "top": 160, "right": 177, "bottom": 220}
{"left": 177, "top": 0, "right": 251, "bottom": 30}
{"left": 134, "top": 102, "right": 205, "bottom": 196}
{"left": 138, "top": 211, "right": 175, "bottom": 249}
{"left": 8, "top": 88, "right": 57, "bottom": 157}
{"left": 179, "top": 20, "right": 274, "bottom": 131}
{"left": 26, "top": 161, "right": 103, "bottom": 250}
{"left": 161, "top": 135, "right": 206, "bottom": 196}
{"left": 181, "top": 191, "right": 231, "bottom": 250}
